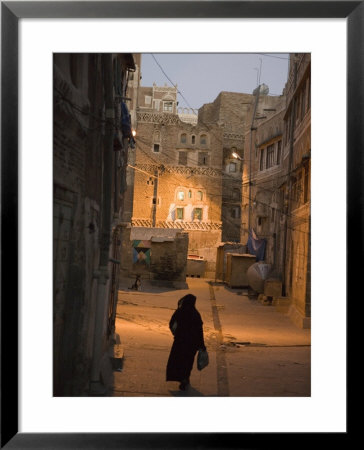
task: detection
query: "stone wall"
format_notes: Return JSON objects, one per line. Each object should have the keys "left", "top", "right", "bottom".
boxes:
{"left": 119, "top": 225, "right": 188, "bottom": 286}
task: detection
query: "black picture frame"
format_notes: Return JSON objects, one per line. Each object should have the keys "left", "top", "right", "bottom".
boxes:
{"left": 1, "top": 1, "right": 358, "bottom": 448}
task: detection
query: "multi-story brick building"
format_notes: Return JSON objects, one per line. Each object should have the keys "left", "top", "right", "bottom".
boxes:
{"left": 281, "top": 53, "right": 311, "bottom": 328}
{"left": 53, "top": 53, "right": 137, "bottom": 395}
{"left": 242, "top": 91, "right": 286, "bottom": 263}
{"left": 242, "top": 54, "right": 311, "bottom": 329}
{"left": 127, "top": 84, "right": 224, "bottom": 277}
{"left": 122, "top": 74, "right": 273, "bottom": 279}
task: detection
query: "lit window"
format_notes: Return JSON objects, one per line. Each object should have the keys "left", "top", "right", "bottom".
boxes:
{"left": 177, "top": 191, "right": 185, "bottom": 201}
{"left": 197, "top": 191, "right": 203, "bottom": 201}
{"left": 194, "top": 208, "right": 202, "bottom": 220}
{"left": 163, "top": 101, "right": 173, "bottom": 112}
{"left": 176, "top": 208, "right": 184, "bottom": 220}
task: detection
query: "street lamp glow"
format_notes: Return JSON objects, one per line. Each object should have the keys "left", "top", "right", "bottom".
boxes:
{"left": 132, "top": 129, "right": 136, "bottom": 137}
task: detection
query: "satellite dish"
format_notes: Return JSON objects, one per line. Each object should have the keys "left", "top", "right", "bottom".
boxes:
{"left": 253, "top": 84, "right": 269, "bottom": 96}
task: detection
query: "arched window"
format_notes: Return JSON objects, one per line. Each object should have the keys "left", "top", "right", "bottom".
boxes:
{"left": 197, "top": 191, "right": 203, "bottom": 201}
{"left": 163, "top": 101, "right": 173, "bottom": 112}
{"left": 180, "top": 133, "right": 187, "bottom": 144}
{"left": 191, "top": 135, "right": 196, "bottom": 145}
{"left": 200, "top": 134, "right": 207, "bottom": 145}
{"left": 177, "top": 190, "right": 185, "bottom": 201}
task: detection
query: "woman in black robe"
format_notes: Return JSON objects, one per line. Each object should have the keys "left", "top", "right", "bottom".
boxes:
{"left": 166, "top": 294, "right": 206, "bottom": 391}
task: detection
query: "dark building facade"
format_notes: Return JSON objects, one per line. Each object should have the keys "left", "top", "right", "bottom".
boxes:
{"left": 53, "top": 53, "right": 136, "bottom": 395}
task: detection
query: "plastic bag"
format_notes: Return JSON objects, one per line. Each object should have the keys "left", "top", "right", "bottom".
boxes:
{"left": 197, "top": 349, "right": 209, "bottom": 371}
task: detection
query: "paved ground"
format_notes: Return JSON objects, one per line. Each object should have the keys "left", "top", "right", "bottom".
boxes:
{"left": 111, "top": 278, "right": 311, "bottom": 397}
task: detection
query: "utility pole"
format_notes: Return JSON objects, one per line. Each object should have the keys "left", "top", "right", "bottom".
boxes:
{"left": 282, "top": 55, "right": 298, "bottom": 296}
{"left": 248, "top": 85, "right": 261, "bottom": 233}
{"left": 151, "top": 167, "right": 159, "bottom": 227}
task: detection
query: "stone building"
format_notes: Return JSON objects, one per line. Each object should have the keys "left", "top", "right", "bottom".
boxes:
{"left": 242, "top": 90, "right": 286, "bottom": 263}
{"left": 128, "top": 83, "right": 224, "bottom": 277}
{"left": 53, "top": 53, "right": 137, "bottom": 395}
{"left": 123, "top": 79, "right": 268, "bottom": 278}
{"left": 281, "top": 53, "right": 311, "bottom": 328}
{"left": 242, "top": 54, "right": 311, "bottom": 329}
{"left": 198, "top": 91, "right": 249, "bottom": 243}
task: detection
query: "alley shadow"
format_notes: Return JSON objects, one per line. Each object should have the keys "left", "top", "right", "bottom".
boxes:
{"left": 209, "top": 281, "right": 255, "bottom": 298}
{"left": 119, "top": 279, "right": 190, "bottom": 294}
{"left": 169, "top": 386, "right": 205, "bottom": 397}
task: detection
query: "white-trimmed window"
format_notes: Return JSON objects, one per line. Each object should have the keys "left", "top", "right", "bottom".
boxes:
{"left": 176, "top": 208, "right": 184, "bottom": 220}
{"left": 153, "top": 144, "right": 160, "bottom": 153}
{"left": 177, "top": 190, "right": 185, "bottom": 201}
{"left": 193, "top": 208, "right": 203, "bottom": 220}
{"left": 229, "top": 162, "right": 237, "bottom": 173}
{"left": 145, "top": 95, "right": 152, "bottom": 105}
{"left": 163, "top": 101, "right": 173, "bottom": 112}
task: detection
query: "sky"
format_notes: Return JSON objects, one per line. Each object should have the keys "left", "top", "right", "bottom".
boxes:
{"left": 140, "top": 53, "right": 290, "bottom": 111}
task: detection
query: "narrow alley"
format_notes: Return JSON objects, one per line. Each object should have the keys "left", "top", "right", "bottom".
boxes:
{"left": 111, "top": 278, "right": 310, "bottom": 397}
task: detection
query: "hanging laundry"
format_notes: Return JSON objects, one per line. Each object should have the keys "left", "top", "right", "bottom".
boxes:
{"left": 114, "top": 60, "right": 123, "bottom": 97}
{"left": 121, "top": 102, "right": 132, "bottom": 139}
{"left": 247, "top": 229, "right": 266, "bottom": 262}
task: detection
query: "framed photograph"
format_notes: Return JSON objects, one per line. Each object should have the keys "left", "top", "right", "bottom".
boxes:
{"left": 2, "top": 1, "right": 357, "bottom": 448}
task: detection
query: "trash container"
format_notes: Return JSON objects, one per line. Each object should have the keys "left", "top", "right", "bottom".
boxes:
{"left": 247, "top": 262, "right": 272, "bottom": 293}
{"left": 186, "top": 255, "right": 206, "bottom": 278}
{"left": 225, "top": 253, "right": 256, "bottom": 288}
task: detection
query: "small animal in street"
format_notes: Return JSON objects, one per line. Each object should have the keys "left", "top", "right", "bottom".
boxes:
{"left": 129, "top": 274, "right": 141, "bottom": 291}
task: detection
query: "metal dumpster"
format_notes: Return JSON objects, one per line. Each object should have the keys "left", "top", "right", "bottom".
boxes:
{"left": 225, "top": 253, "right": 256, "bottom": 288}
